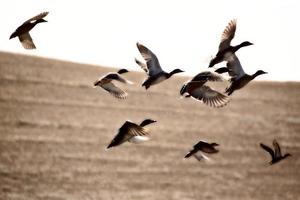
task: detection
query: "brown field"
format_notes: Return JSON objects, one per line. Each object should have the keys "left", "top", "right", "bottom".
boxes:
{"left": 0, "top": 52, "right": 299, "bottom": 200}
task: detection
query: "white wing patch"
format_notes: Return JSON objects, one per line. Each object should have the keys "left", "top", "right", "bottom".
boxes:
{"left": 194, "top": 151, "right": 210, "bottom": 161}
{"left": 128, "top": 136, "right": 150, "bottom": 143}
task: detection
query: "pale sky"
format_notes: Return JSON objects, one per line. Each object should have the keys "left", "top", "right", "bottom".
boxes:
{"left": 1, "top": 0, "right": 299, "bottom": 81}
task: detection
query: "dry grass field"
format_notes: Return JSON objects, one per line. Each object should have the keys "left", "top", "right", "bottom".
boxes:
{"left": 0, "top": 51, "right": 299, "bottom": 200}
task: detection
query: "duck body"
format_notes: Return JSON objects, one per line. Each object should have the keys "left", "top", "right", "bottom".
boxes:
{"left": 225, "top": 74, "right": 253, "bottom": 95}
{"left": 215, "top": 54, "right": 267, "bottom": 95}
{"left": 142, "top": 72, "right": 168, "bottom": 89}
{"left": 225, "top": 70, "right": 267, "bottom": 95}
{"left": 10, "top": 22, "right": 37, "bottom": 39}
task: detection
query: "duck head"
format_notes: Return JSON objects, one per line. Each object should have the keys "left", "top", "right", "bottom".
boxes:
{"left": 283, "top": 153, "right": 292, "bottom": 158}
{"left": 239, "top": 41, "right": 253, "bottom": 47}
{"left": 93, "top": 80, "right": 101, "bottom": 87}
{"left": 253, "top": 70, "right": 267, "bottom": 78}
{"left": 180, "top": 83, "right": 188, "bottom": 96}
{"left": 140, "top": 119, "right": 157, "bottom": 127}
{"left": 168, "top": 69, "right": 184, "bottom": 77}
{"left": 117, "top": 68, "right": 129, "bottom": 74}
{"left": 210, "top": 142, "right": 219, "bottom": 147}
{"left": 36, "top": 18, "right": 48, "bottom": 24}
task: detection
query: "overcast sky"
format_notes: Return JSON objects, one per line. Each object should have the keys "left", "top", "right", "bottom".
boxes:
{"left": 1, "top": 0, "right": 299, "bottom": 81}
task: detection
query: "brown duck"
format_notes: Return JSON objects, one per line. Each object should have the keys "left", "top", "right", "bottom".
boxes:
{"left": 107, "top": 119, "right": 157, "bottom": 149}
{"left": 180, "top": 71, "right": 229, "bottom": 107}
{"left": 10, "top": 12, "right": 49, "bottom": 49}
{"left": 94, "top": 69, "right": 132, "bottom": 99}
{"left": 185, "top": 140, "right": 219, "bottom": 161}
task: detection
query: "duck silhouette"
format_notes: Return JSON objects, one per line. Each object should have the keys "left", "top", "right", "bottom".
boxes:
{"left": 180, "top": 71, "right": 229, "bottom": 107}
{"left": 107, "top": 119, "right": 157, "bottom": 149}
{"left": 10, "top": 12, "right": 49, "bottom": 49}
{"left": 215, "top": 54, "right": 267, "bottom": 95}
{"left": 260, "top": 139, "right": 291, "bottom": 165}
{"left": 94, "top": 69, "right": 132, "bottom": 99}
{"left": 209, "top": 19, "right": 253, "bottom": 68}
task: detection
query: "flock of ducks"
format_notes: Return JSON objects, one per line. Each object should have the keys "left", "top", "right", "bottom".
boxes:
{"left": 9, "top": 12, "right": 291, "bottom": 165}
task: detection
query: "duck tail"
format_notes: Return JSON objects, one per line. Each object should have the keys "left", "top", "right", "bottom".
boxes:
{"left": 208, "top": 57, "right": 217, "bottom": 68}
{"left": 215, "top": 67, "right": 229, "bottom": 74}
{"left": 117, "top": 69, "right": 129, "bottom": 74}
{"left": 225, "top": 87, "right": 233, "bottom": 96}
{"left": 142, "top": 80, "right": 150, "bottom": 90}
{"left": 184, "top": 149, "right": 197, "bottom": 158}
{"left": 9, "top": 32, "right": 17, "bottom": 39}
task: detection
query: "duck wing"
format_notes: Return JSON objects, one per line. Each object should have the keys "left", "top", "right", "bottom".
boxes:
{"left": 218, "top": 19, "right": 237, "bottom": 52}
{"left": 135, "top": 58, "right": 149, "bottom": 74}
{"left": 260, "top": 143, "right": 275, "bottom": 160}
{"left": 18, "top": 32, "right": 36, "bottom": 49}
{"left": 103, "top": 73, "right": 133, "bottom": 84}
{"left": 273, "top": 139, "right": 282, "bottom": 158}
{"left": 136, "top": 43, "right": 163, "bottom": 76}
{"left": 23, "top": 12, "right": 49, "bottom": 24}
{"left": 107, "top": 121, "right": 148, "bottom": 148}
{"left": 101, "top": 82, "right": 127, "bottom": 99}
{"left": 226, "top": 54, "right": 245, "bottom": 79}
{"left": 190, "top": 85, "right": 229, "bottom": 108}
{"left": 194, "top": 151, "right": 210, "bottom": 161}
{"left": 191, "top": 71, "right": 225, "bottom": 83}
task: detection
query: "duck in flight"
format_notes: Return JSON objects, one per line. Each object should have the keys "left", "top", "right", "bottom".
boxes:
{"left": 185, "top": 140, "right": 219, "bottom": 161}
{"left": 107, "top": 119, "right": 157, "bottom": 149}
{"left": 215, "top": 54, "right": 267, "bottom": 95}
{"left": 10, "top": 12, "right": 49, "bottom": 49}
{"left": 135, "top": 42, "right": 184, "bottom": 89}
{"left": 209, "top": 19, "right": 253, "bottom": 68}
{"left": 260, "top": 139, "right": 291, "bottom": 165}
{"left": 93, "top": 69, "right": 132, "bottom": 99}
{"left": 180, "top": 71, "right": 229, "bottom": 107}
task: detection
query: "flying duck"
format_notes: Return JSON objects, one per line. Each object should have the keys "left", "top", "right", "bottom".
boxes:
{"left": 180, "top": 71, "right": 229, "bottom": 107}
{"left": 260, "top": 139, "right": 291, "bottom": 165}
{"left": 209, "top": 19, "right": 253, "bottom": 68}
{"left": 185, "top": 140, "right": 219, "bottom": 161}
{"left": 93, "top": 69, "right": 132, "bottom": 99}
{"left": 10, "top": 12, "right": 49, "bottom": 49}
{"left": 216, "top": 54, "right": 267, "bottom": 95}
{"left": 107, "top": 119, "right": 157, "bottom": 149}
{"left": 135, "top": 42, "right": 184, "bottom": 89}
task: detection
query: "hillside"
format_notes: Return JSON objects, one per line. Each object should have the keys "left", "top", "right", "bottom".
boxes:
{"left": 0, "top": 51, "right": 299, "bottom": 200}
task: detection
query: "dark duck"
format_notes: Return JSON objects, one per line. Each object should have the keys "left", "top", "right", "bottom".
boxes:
{"left": 215, "top": 54, "right": 267, "bottom": 95}
{"left": 107, "top": 119, "right": 157, "bottom": 149}
{"left": 135, "top": 42, "right": 184, "bottom": 89}
{"left": 260, "top": 139, "right": 291, "bottom": 165}
{"left": 209, "top": 19, "right": 253, "bottom": 68}
{"left": 180, "top": 71, "right": 229, "bottom": 107}
{"left": 10, "top": 12, "right": 49, "bottom": 49}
